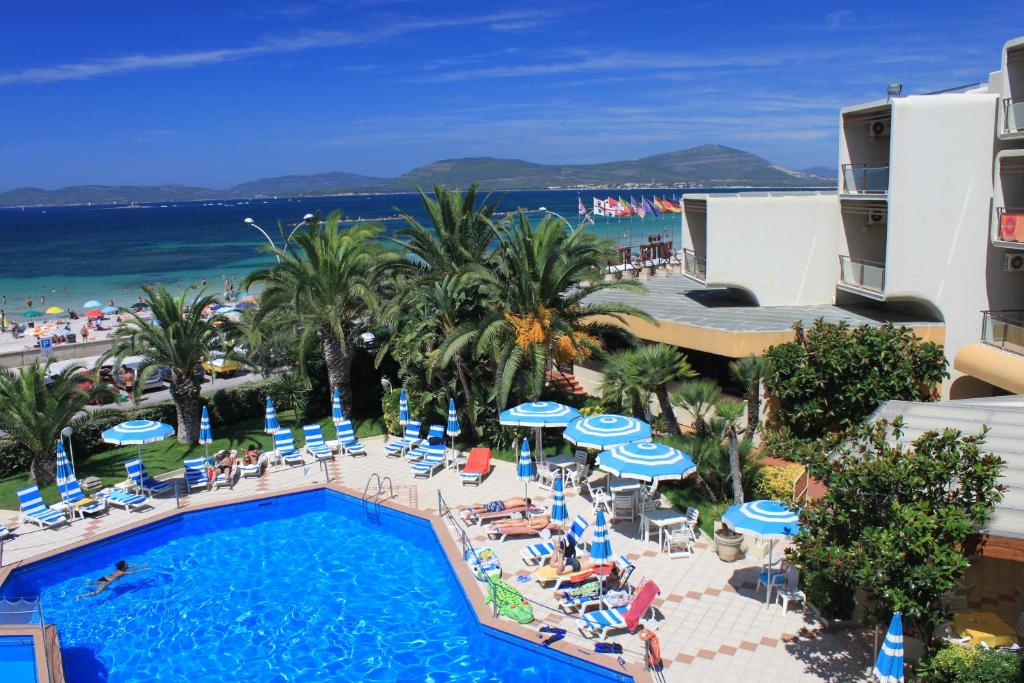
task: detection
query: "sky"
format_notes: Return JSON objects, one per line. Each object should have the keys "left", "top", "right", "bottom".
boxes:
{"left": 0, "top": 1, "right": 1020, "bottom": 189}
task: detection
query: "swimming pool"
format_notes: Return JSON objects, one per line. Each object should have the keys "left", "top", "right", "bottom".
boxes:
{"left": 2, "top": 490, "right": 630, "bottom": 682}
{"left": 0, "top": 635, "right": 39, "bottom": 683}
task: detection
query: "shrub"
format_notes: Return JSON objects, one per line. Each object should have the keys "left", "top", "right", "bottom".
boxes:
{"left": 380, "top": 388, "right": 433, "bottom": 436}
{"left": 0, "top": 440, "right": 31, "bottom": 479}
{"left": 802, "top": 572, "right": 855, "bottom": 621}
{"left": 920, "top": 643, "right": 1022, "bottom": 682}
{"left": 752, "top": 464, "right": 805, "bottom": 505}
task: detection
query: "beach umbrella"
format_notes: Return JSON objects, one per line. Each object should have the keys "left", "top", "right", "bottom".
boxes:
{"left": 517, "top": 438, "right": 535, "bottom": 502}
{"left": 590, "top": 509, "right": 613, "bottom": 564}
{"left": 446, "top": 398, "right": 461, "bottom": 465}
{"left": 398, "top": 389, "right": 409, "bottom": 426}
{"left": 22, "top": 310, "right": 42, "bottom": 318}
{"left": 101, "top": 306, "right": 118, "bottom": 314}
{"left": 597, "top": 441, "right": 696, "bottom": 490}
{"left": 240, "top": 295, "right": 257, "bottom": 303}
{"left": 873, "top": 612, "right": 904, "bottom": 682}
{"left": 83, "top": 300, "right": 102, "bottom": 309}
{"left": 551, "top": 475, "right": 568, "bottom": 527}
{"left": 500, "top": 401, "right": 580, "bottom": 461}
{"left": 101, "top": 420, "right": 175, "bottom": 460}
{"left": 331, "top": 387, "right": 345, "bottom": 428}
{"left": 563, "top": 414, "right": 651, "bottom": 450}
{"left": 723, "top": 500, "right": 801, "bottom": 604}
{"left": 55, "top": 441, "right": 74, "bottom": 507}
{"left": 85, "top": 310, "right": 104, "bottom": 318}
{"left": 45, "top": 306, "right": 64, "bottom": 314}
{"left": 199, "top": 406, "right": 213, "bottom": 458}
{"left": 264, "top": 397, "right": 280, "bottom": 434}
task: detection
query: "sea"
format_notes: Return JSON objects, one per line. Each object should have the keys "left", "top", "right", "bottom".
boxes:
{"left": 0, "top": 188, "right": 792, "bottom": 320}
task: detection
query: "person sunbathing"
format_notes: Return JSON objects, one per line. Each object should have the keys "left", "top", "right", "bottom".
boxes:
{"left": 460, "top": 497, "right": 531, "bottom": 515}
{"left": 76, "top": 560, "right": 148, "bottom": 599}
{"left": 487, "top": 514, "right": 551, "bottom": 532}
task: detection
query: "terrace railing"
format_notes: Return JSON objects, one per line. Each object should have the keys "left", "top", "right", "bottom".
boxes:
{"left": 682, "top": 247, "right": 706, "bottom": 283}
{"left": 982, "top": 310, "right": 1024, "bottom": 357}
{"left": 839, "top": 255, "right": 886, "bottom": 294}
{"left": 1003, "top": 98, "right": 1024, "bottom": 134}
{"left": 842, "top": 163, "right": 890, "bottom": 195}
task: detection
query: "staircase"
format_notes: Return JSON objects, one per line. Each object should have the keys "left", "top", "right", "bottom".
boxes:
{"left": 545, "top": 369, "right": 587, "bottom": 396}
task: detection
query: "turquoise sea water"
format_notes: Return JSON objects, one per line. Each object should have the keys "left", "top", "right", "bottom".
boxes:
{"left": 1, "top": 491, "right": 629, "bottom": 683}
{"left": 0, "top": 190, "right": 689, "bottom": 319}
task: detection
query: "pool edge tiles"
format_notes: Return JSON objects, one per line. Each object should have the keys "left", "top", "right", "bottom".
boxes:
{"left": 0, "top": 484, "right": 648, "bottom": 683}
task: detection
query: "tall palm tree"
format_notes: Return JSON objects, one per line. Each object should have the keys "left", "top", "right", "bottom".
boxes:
{"left": 599, "top": 348, "right": 648, "bottom": 418}
{"left": 472, "top": 212, "right": 652, "bottom": 407}
{"left": 633, "top": 344, "right": 696, "bottom": 437}
{"left": 715, "top": 398, "right": 746, "bottom": 503}
{"left": 105, "top": 285, "right": 223, "bottom": 443}
{"left": 670, "top": 378, "right": 721, "bottom": 437}
{"left": 729, "top": 355, "right": 771, "bottom": 439}
{"left": 0, "top": 362, "right": 109, "bottom": 484}
{"left": 244, "top": 212, "right": 395, "bottom": 417}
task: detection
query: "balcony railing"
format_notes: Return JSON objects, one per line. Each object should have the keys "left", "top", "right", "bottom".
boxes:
{"left": 842, "top": 163, "right": 890, "bottom": 195}
{"left": 996, "top": 207, "right": 1024, "bottom": 243}
{"left": 838, "top": 255, "right": 885, "bottom": 294}
{"left": 1003, "top": 98, "right": 1023, "bottom": 134}
{"left": 682, "top": 247, "right": 706, "bottom": 282}
{"left": 982, "top": 310, "right": 1024, "bottom": 356}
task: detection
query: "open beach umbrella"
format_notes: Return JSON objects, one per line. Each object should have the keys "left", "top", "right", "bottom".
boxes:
{"left": 101, "top": 306, "right": 118, "bottom": 314}
{"left": 199, "top": 406, "right": 213, "bottom": 458}
{"left": 446, "top": 398, "right": 461, "bottom": 464}
{"left": 264, "top": 397, "right": 280, "bottom": 434}
{"left": 873, "top": 612, "right": 904, "bottom": 682}
{"left": 398, "top": 389, "right": 409, "bottom": 426}
{"left": 551, "top": 476, "right": 568, "bottom": 528}
{"left": 85, "top": 310, "right": 104, "bottom": 318}
{"left": 517, "top": 438, "right": 535, "bottom": 503}
{"left": 102, "top": 420, "right": 175, "bottom": 460}
{"left": 500, "top": 401, "right": 580, "bottom": 461}
{"left": 597, "top": 441, "right": 696, "bottom": 490}
{"left": 331, "top": 387, "right": 345, "bottom": 428}
{"left": 45, "top": 306, "right": 64, "bottom": 314}
{"left": 22, "top": 310, "right": 42, "bottom": 317}
{"left": 55, "top": 441, "right": 74, "bottom": 507}
{"left": 723, "top": 500, "right": 800, "bottom": 604}
{"left": 563, "top": 414, "right": 651, "bottom": 450}
{"left": 83, "top": 300, "right": 102, "bottom": 309}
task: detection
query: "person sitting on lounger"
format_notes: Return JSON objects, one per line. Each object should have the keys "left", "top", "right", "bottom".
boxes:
{"left": 76, "top": 560, "right": 148, "bottom": 599}
{"left": 552, "top": 534, "right": 582, "bottom": 573}
{"left": 553, "top": 564, "right": 622, "bottom": 600}
{"left": 242, "top": 444, "right": 262, "bottom": 465}
{"left": 460, "top": 497, "right": 531, "bottom": 515}
{"left": 214, "top": 450, "right": 235, "bottom": 474}
{"left": 488, "top": 514, "right": 551, "bottom": 532}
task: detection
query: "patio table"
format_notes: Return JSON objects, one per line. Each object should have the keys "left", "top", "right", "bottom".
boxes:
{"left": 641, "top": 508, "right": 688, "bottom": 548}
{"left": 953, "top": 611, "right": 1018, "bottom": 648}
{"left": 546, "top": 455, "right": 577, "bottom": 471}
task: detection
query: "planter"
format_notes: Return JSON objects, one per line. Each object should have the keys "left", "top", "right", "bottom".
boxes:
{"left": 714, "top": 529, "right": 744, "bottom": 562}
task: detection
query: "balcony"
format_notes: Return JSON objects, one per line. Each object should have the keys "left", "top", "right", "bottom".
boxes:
{"left": 842, "top": 164, "right": 889, "bottom": 195}
{"left": 1003, "top": 98, "right": 1023, "bottom": 135}
{"left": 682, "top": 247, "right": 706, "bottom": 284}
{"left": 982, "top": 310, "right": 1024, "bottom": 357}
{"left": 996, "top": 207, "right": 1024, "bottom": 245}
{"left": 838, "top": 255, "right": 885, "bottom": 298}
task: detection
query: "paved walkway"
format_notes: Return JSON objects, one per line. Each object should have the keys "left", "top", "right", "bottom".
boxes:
{"left": 0, "top": 436, "right": 874, "bottom": 681}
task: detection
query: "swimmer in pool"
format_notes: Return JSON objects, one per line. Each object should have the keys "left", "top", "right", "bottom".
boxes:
{"left": 75, "top": 560, "right": 148, "bottom": 599}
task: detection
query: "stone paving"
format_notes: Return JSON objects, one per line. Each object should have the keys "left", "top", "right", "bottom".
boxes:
{"left": 0, "top": 436, "right": 875, "bottom": 681}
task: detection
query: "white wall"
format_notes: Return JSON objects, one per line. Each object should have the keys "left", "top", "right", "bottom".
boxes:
{"left": 704, "top": 194, "right": 841, "bottom": 306}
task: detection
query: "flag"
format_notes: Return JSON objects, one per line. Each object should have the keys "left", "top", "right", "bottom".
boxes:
{"left": 617, "top": 197, "right": 634, "bottom": 216}
{"left": 593, "top": 197, "right": 610, "bottom": 217}
{"left": 578, "top": 196, "right": 587, "bottom": 216}
{"left": 631, "top": 196, "right": 644, "bottom": 218}
{"left": 642, "top": 197, "right": 659, "bottom": 216}
{"left": 662, "top": 197, "right": 682, "bottom": 213}
{"left": 653, "top": 196, "right": 667, "bottom": 212}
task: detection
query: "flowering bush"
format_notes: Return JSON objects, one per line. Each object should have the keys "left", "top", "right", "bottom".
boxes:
{"left": 752, "top": 464, "right": 804, "bottom": 504}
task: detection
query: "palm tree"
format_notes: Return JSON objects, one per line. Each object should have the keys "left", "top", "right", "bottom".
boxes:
{"left": 472, "top": 212, "right": 652, "bottom": 407}
{"left": 633, "top": 344, "right": 696, "bottom": 437}
{"left": 729, "top": 355, "right": 771, "bottom": 439}
{"left": 105, "top": 284, "right": 223, "bottom": 443}
{"left": 670, "top": 378, "right": 721, "bottom": 437}
{"left": 244, "top": 212, "right": 395, "bottom": 417}
{"left": 230, "top": 307, "right": 294, "bottom": 378}
{"left": 715, "top": 398, "right": 746, "bottom": 503}
{"left": 599, "top": 348, "right": 648, "bottom": 418}
{"left": 0, "top": 362, "right": 108, "bottom": 484}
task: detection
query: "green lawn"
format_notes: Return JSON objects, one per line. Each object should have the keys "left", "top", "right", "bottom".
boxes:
{"left": 0, "top": 414, "right": 385, "bottom": 511}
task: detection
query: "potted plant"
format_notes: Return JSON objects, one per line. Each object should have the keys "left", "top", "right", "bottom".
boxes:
{"left": 714, "top": 521, "right": 743, "bottom": 562}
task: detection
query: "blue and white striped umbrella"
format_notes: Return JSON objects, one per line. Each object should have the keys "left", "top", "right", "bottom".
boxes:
{"left": 331, "top": 387, "right": 345, "bottom": 427}
{"left": 563, "top": 414, "right": 651, "bottom": 450}
{"left": 551, "top": 476, "right": 568, "bottom": 526}
{"left": 83, "top": 300, "right": 102, "bottom": 309}
{"left": 446, "top": 398, "right": 461, "bottom": 437}
{"left": 517, "top": 438, "right": 535, "bottom": 501}
{"left": 102, "top": 420, "right": 175, "bottom": 445}
{"left": 264, "top": 397, "right": 280, "bottom": 434}
{"left": 597, "top": 441, "right": 696, "bottom": 486}
{"left": 724, "top": 500, "right": 801, "bottom": 604}
{"left": 199, "top": 406, "right": 213, "bottom": 446}
{"left": 55, "top": 441, "right": 74, "bottom": 506}
{"left": 873, "top": 613, "right": 904, "bottom": 683}
{"left": 590, "top": 509, "right": 613, "bottom": 564}
{"left": 499, "top": 401, "right": 580, "bottom": 427}
{"left": 398, "top": 389, "right": 409, "bottom": 426}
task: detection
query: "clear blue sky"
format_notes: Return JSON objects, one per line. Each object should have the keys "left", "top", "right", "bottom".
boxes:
{"left": 0, "top": 1, "right": 1018, "bottom": 189}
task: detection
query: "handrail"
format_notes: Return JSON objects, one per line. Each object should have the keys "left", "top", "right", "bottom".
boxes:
{"left": 362, "top": 473, "right": 395, "bottom": 521}
{"left": 1003, "top": 97, "right": 1023, "bottom": 134}
{"left": 838, "top": 254, "right": 886, "bottom": 293}
{"left": 982, "top": 310, "right": 1024, "bottom": 356}
{"left": 841, "top": 163, "right": 889, "bottom": 195}
{"left": 0, "top": 597, "right": 51, "bottom": 683}
{"left": 681, "top": 247, "right": 706, "bottom": 282}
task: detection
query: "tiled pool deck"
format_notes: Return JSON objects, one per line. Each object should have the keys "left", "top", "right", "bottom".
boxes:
{"left": 0, "top": 438, "right": 875, "bottom": 682}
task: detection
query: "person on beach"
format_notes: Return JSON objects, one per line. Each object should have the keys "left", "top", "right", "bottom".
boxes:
{"left": 26, "top": 297, "right": 32, "bottom": 308}
{"left": 122, "top": 368, "right": 135, "bottom": 399}
{"left": 75, "top": 560, "right": 148, "bottom": 599}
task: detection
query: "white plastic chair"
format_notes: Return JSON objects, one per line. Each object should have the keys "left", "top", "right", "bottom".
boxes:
{"left": 537, "top": 463, "right": 557, "bottom": 491}
{"left": 663, "top": 526, "right": 694, "bottom": 558}
{"left": 566, "top": 463, "right": 589, "bottom": 490}
{"left": 612, "top": 492, "right": 634, "bottom": 522}
{"left": 584, "top": 479, "right": 612, "bottom": 513}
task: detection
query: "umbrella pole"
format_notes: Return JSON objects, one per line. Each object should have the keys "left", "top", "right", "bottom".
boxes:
{"left": 535, "top": 427, "right": 542, "bottom": 463}
{"left": 765, "top": 539, "right": 774, "bottom": 606}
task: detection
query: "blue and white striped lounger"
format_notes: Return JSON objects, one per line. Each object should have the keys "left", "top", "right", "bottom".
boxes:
{"left": 411, "top": 453, "right": 445, "bottom": 478}
{"left": 302, "top": 424, "right": 335, "bottom": 461}
{"left": 520, "top": 514, "right": 590, "bottom": 565}
{"left": 384, "top": 421, "right": 422, "bottom": 457}
{"left": 576, "top": 606, "right": 628, "bottom": 639}
{"left": 124, "top": 458, "right": 173, "bottom": 496}
{"left": 17, "top": 485, "right": 69, "bottom": 529}
{"left": 59, "top": 478, "right": 107, "bottom": 518}
{"left": 183, "top": 458, "right": 210, "bottom": 492}
{"left": 103, "top": 490, "right": 151, "bottom": 512}
{"left": 335, "top": 419, "right": 367, "bottom": 457}
{"left": 273, "top": 430, "right": 305, "bottom": 466}
{"left": 405, "top": 425, "right": 445, "bottom": 461}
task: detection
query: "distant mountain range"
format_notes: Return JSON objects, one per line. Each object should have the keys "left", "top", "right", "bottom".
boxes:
{"left": 0, "top": 145, "right": 834, "bottom": 207}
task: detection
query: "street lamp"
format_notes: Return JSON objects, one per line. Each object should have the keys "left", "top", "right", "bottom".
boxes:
{"left": 242, "top": 214, "right": 315, "bottom": 259}
{"left": 537, "top": 206, "right": 577, "bottom": 233}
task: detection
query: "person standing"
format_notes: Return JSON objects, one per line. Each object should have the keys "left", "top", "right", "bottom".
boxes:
{"left": 123, "top": 367, "right": 135, "bottom": 401}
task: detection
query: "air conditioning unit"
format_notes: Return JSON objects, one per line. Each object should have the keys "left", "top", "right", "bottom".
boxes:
{"left": 867, "top": 208, "right": 887, "bottom": 224}
{"left": 1005, "top": 253, "right": 1024, "bottom": 272}
{"left": 867, "top": 120, "right": 891, "bottom": 137}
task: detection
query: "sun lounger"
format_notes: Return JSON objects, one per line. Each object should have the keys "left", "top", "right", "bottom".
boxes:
{"left": 405, "top": 425, "right": 445, "bottom": 461}
{"left": 411, "top": 453, "right": 445, "bottom": 478}
{"left": 461, "top": 504, "right": 545, "bottom": 526}
{"left": 101, "top": 489, "right": 151, "bottom": 512}
{"left": 520, "top": 514, "right": 590, "bottom": 565}
{"left": 213, "top": 464, "right": 239, "bottom": 489}
{"left": 183, "top": 458, "right": 210, "bottom": 491}
{"left": 486, "top": 521, "right": 559, "bottom": 542}
{"left": 459, "top": 447, "right": 492, "bottom": 486}
{"left": 576, "top": 578, "right": 660, "bottom": 639}
{"left": 273, "top": 430, "right": 305, "bottom": 467}
{"left": 538, "top": 555, "right": 635, "bottom": 590}
{"left": 57, "top": 474, "right": 107, "bottom": 518}
{"left": 0, "top": 524, "right": 9, "bottom": 540}
{"left": 17, "top": 485, "right": 69, "bottom": 529}
{"left": 240, "top": 452, "right": 269, "bottom": 478}
{"left": 335, "top": 418, "right": 367, "bottom": 456}
{"left": 125, "top": 458, "right": 173, "bottom": 496}
{"left": 384, "top": 420, "right": 422, "bottom": 457}
{"left": 302, "top": 424, "right": 335, "bottom": 461}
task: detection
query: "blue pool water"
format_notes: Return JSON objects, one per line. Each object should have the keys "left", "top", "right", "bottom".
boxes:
{"left": 0, "top": 635, "right": 39, "bottom": 683}
{"left": 2, "top": 491, "right": 628, "bottom": 682}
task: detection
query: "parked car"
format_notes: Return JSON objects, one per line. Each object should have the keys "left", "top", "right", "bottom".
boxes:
{"left": 117, "top": 360, "right": 171, "bottom": 392}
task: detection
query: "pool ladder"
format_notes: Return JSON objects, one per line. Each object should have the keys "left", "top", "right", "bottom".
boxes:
{"left": 362, "top": 473, "right": 394, "bottom": 522}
